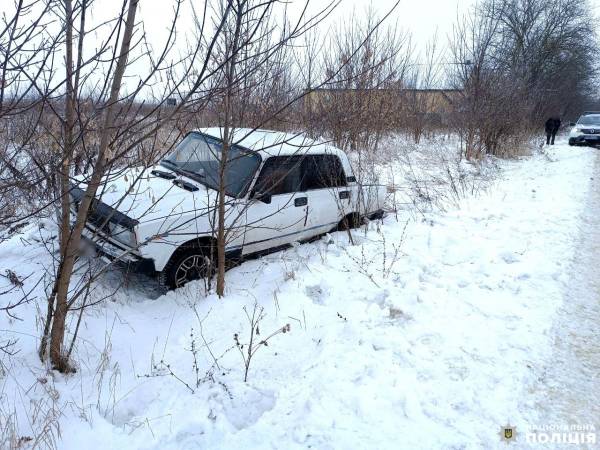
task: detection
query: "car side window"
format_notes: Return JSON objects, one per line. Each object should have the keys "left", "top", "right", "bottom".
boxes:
{"left": 302, "top": 155, "right": 347, "bottom": 190}
{"left": 253, "top": 156, "right": 303, "bottom": 196}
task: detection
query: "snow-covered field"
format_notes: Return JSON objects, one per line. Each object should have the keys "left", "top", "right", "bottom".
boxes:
{"left": 0, "top": 138, "right": 598, "bottom": 449}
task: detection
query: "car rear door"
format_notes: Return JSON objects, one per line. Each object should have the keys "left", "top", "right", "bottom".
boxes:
{"left": 301, "top": 154, "right": 352, "bottom": 236}
{"left": 242, "top": 156, "right": 309, "bottom": 254}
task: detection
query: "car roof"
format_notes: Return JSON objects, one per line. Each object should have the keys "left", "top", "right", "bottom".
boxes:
{"left": 197, "top": 127, "right": 345, "bottom": 159}
{"left": 579, "top": 114, "right": 600, "bottom": 120}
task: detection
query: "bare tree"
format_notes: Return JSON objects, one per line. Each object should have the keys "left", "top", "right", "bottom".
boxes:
{"left": 197, "top": 0, "right": 400, "bottom": 297}
{"left": 42, "top": 0, "right": 140, "bottom": 372}
{"left": 33, "top": 0, "right": 235, "bottom": 370}
{"left": 448, "top": 0, "right": 599, "bottom": 159}
{"left": 316, "top": 8, "right": 411, "bottom": 152}
{"left": 403, "top": 33, "right": 444, "bottom": 143}
{"left": 0, "top": 0, "right": 59, "bottom": 229}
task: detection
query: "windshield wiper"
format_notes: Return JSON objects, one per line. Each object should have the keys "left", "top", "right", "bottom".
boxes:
{"left": 178, "top": 167, "right": 205, "bottom": 181}
{"left": 160, "top": 160, "right": 205, "bottom": 182}
{"left": 160, "top": 159, "right": 179, "bottom": 170}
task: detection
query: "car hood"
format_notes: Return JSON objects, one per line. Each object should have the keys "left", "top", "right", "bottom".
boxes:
{"left": 574, "top": 124, "right": 600, "bottom": 131}
{"left": 74, "top": 166, "right": 218, "bottom": 224}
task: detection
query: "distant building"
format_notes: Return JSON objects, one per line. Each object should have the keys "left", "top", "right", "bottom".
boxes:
{"left": 304, "top": 87, "right": 461, "bottom": 120}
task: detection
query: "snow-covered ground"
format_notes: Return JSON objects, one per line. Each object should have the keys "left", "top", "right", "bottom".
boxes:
{"left": 0, "top": 137, "right": 598, "bottom": 449}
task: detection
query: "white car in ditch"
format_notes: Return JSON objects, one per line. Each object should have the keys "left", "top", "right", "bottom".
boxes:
{"left": 71, "top": 128, "right": 386, "bottom": 289}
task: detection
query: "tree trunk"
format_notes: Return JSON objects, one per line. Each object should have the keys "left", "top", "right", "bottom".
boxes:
{"left": 216, "top": 137, "right": 228, "bottom": 297}
{"left": 43, "top": 0, "right": 75, "bottom": 367}
{"left": 47, "top": 0, "right": 138, "bottom": 371}
{"left": 216, "top": 3, "right": 243, "bottom": 298}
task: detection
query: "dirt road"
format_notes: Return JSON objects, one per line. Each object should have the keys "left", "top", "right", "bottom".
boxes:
{"left": 527, "top": 147, "right": 600, "bottom": 447}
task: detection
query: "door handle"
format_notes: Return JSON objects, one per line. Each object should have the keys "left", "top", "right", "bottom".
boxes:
{"left": 294, "top": 197, "right": 307, "bottom": 207}
{"left": 339, "top": 190, "right": 350, "bottom": 200}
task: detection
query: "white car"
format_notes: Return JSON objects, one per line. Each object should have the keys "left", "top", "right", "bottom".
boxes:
{"left": 568, "top": 112, "right": 600, "bottom": 146}
{"left": 72, "top": 128, "right": 386, "bottom": 289}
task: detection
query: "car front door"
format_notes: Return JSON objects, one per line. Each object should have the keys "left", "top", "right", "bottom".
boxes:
{"left": 242, "top": 156, "right": 309, "bottom": 254}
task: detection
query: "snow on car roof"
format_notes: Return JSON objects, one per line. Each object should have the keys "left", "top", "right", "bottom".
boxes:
{"left": 197, "top": 127, "right": 344, "bottom": 158}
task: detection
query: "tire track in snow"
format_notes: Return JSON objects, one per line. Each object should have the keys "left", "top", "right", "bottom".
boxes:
{"left": 527, "top": 148, "right": 600, "bottom": 444}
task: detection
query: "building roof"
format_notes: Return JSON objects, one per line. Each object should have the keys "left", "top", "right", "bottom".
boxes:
{"left": 309, "top": 87, "right": 461, "bottom": 93}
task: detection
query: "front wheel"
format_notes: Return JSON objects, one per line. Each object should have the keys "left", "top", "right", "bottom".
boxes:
{"left": 160, "top": 242, "right": 214, "bottom": 290}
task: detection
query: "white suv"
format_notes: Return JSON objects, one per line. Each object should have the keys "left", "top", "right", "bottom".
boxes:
{"left": 568, "top": 112, "right": 600, "bottom": 146}
{"left": 72, "top": 128, "right": 386, "bottom": 289}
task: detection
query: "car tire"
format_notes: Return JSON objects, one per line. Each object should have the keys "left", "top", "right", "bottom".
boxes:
{"left": 368, "top": 209, "right": 385, "bottom": 220}
{"left": 568, "top": 138, "right": 575, "bottom": 146}
{"left": 336, "top": 212, "right": 362, "bottom": 231}
{"left": 160, "top": 241, "right": 214, "bottom": 290}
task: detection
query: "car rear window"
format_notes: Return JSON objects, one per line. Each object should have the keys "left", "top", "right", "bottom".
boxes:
{"left": 301, "top": 155, "right": 347, "bottom": 190}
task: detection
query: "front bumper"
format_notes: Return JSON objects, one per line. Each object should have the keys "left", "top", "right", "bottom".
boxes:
{"left": 81, "top": 226, "right": 156, "bottom": 276}
{"left": 569, "top": 134, "right": 600, "bottom": 144}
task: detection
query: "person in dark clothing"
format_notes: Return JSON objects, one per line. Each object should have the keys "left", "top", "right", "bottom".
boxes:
{"left": 545, "top": 117, "right": 561, "bottom": 145}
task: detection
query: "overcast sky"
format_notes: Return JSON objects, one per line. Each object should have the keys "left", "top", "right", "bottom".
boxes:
{"left": 62, "top": 0, "right": 481, "bottom": 95}
{"left": 4, "top": 0, "right": 599, "bottom": 52}
{"left": 12, "top": 0, "right": 600, "bottom": 65}
{"left": 3, "top": 0, "right": 599, "bottom": 95}
{"left": 312, "top": 0, "right": 476, "bottom": 46}
{"left": 133, "top": 0, "right": 477, "bottom": 56}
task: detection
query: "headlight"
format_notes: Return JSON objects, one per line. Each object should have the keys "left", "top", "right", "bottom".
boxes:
{"left": 108, "top": 222, "right": 137, "bottom": 248}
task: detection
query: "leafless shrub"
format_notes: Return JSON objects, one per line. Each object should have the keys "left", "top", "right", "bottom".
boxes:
{"left": 380, "top": 223, "right": 405, "bottom": 279}
{"left": 311, "top": 7, "right": 412, "bottom": 152}
{"left": 402, "top": 33, "right": 445, "bottom": 144}
{"left": 139, "top": 308, "right": 233, "bottom": 395}
{"left": 377, "top": 135, "right": 497, "bottom": 217}
{"left": 0, "top": 377, "right": 62, "bottom": 450}
{"left": 234, "top": 302, "right": 291, "bottom": 382}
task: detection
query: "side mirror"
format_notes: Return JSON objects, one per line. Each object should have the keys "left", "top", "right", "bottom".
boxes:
{"left": 570, "top": 122, "right": 576, "bottom": 127}
{"left": 252, "top": 192, "right": 272, "bottom": 204}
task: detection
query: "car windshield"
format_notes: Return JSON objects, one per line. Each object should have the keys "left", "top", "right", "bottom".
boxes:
{"left": 577, "top": 115, "right": 600, "bottom": 126}
{"left": 161, "top": 132, "right": 260, "bottom": 197}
